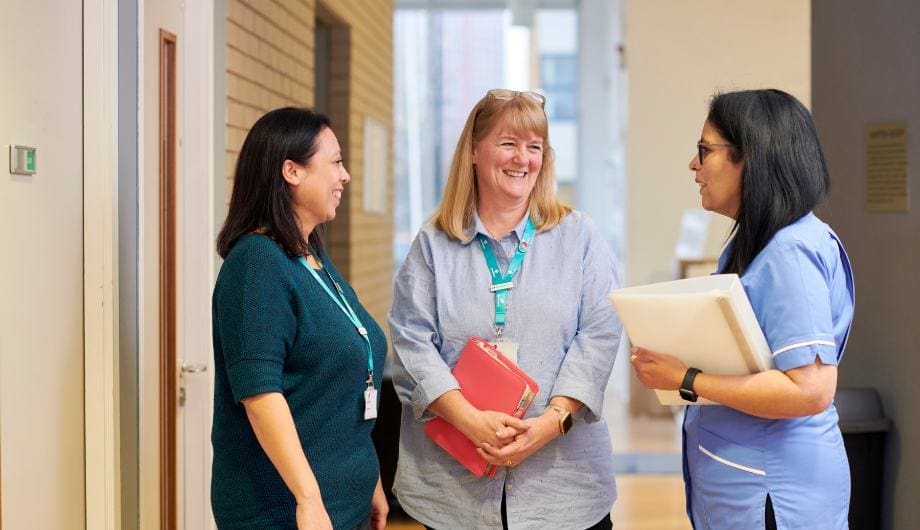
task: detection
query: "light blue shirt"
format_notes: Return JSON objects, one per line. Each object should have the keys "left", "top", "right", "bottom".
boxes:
{"left": 388, "top": 210, "right": 622, "bottom": 530}
{"left": 684, "top": 212, "right": 855, "bottom": 529}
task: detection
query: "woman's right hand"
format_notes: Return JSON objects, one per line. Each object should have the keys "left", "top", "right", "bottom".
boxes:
{"left": 296, "top": 498, "right": 333, "bottom": 530}
{"left": 457, "top": 409, "right": 529, "bottom": 448}
{"left": 429, "top": 390, "right": 529, "bottom": 447}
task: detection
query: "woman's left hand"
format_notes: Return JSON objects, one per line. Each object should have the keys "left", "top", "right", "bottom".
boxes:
{"left": 370, "top": 478, "right": 388, "bottom": 530}
{"left": 475, "top": 412, "right": 558, "bottom": 468}
{"left": 630, "top": 346, "right": 687, "bottom": 390}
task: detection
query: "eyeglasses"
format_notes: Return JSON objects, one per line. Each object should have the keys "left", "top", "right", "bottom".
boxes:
{"left": 486, "top": 89, "right": 546, "bottom": 108}
{"left": 696, "top": 140, "right": 738, "bottom": 165}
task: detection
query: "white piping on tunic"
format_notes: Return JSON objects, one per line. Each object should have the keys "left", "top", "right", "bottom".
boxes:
{"left": 772, "top": 339, "right": 836, "bottom": 357}
{"left": 698, "top": 445, "right": 767, "bottom": 476}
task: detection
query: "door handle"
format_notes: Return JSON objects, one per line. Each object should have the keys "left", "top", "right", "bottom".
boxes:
{"left": 180, "top": 362, "right": 208, "bottom": 374}
{"left": 178, "top": 362, "right": 208, "bottom": 406}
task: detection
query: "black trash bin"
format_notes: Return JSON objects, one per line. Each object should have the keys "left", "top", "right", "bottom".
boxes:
{"left": 836, "top": 387, "right": 891, "bottom": 530}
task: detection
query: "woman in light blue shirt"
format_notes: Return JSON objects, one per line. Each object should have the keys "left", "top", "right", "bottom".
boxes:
{"left": 389, "top": 89, "right": 622, "bottom": 529}
{"left": 632, "top": 89, "right": 855, "bottom": 529}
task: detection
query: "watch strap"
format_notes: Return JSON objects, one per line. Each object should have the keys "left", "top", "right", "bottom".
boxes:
{"left": 679, "top": 367, "right": 702, "bottom": 403}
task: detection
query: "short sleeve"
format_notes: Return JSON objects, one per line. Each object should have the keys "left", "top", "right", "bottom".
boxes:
{"left": 745, "top": 238, "right": 839, "bottom": 372}
{"left": 214, "top": 236, "right": 297, "bottom": 402}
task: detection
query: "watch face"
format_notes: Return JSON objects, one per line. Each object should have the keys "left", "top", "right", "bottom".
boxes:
{"left": 561, "top": 412, "right": 574, "bottom": 434}
{"left": 679, "top": 388, "right": 698, "bottom": 403}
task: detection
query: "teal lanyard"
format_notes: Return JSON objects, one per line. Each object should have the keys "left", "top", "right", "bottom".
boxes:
{"left": 476, "top": 218, "right": 536, "bottom": 337}
{"left": 298, "top": 255, "right": 375, "bottom": 386}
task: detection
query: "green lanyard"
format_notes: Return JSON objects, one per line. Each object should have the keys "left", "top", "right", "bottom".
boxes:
{"left": 476, "top": 217, "right": 536, "bottom": 337}
{"left": 298, "top": 255, "right": 375, "bottom": 386}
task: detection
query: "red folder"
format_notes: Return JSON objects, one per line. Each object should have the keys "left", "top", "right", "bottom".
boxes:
{"left": 424, "top": 337, "right": 540, "bottom": 477}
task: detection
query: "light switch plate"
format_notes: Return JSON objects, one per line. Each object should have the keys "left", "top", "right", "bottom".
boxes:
{"left": 10, "top": 145, "right": 37, "bottom": 175}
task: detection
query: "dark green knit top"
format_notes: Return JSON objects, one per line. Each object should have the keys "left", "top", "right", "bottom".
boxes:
{"left": 211, "top": 234, "right": 387, "bottom": 529}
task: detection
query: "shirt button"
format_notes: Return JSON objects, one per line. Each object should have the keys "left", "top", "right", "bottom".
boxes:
{"left": 505, "top": 483, "right": 513, "bottom": 492}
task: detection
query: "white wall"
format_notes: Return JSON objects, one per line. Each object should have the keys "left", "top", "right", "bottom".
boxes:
{"left": 812, "top": 1, "right": 920, "bottom": 527}
{"left": 625, "top": 1, "right": 811, "bottom": 286}
{"left": 0, "top": 0, "right": 86, "bottom": 527}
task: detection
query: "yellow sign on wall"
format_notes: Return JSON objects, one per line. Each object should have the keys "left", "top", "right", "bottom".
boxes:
{"left": 865, "top": 121, "right": 909, "bottom": 213}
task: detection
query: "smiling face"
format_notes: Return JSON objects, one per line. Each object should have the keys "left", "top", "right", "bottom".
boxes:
{"left": 690, "top": 120, "right": 743, "bottom": 219}
{"left": 285, "top": 126, "right": 350, "bottom": 230}
{"left": 471, "top": 124, "right": 544, "bottom": 209}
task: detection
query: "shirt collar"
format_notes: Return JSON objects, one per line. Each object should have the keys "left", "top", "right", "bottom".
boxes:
{"left": 466, "top": 208, "right": 532, "bottom": 244}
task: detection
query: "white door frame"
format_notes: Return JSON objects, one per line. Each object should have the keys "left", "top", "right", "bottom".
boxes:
{"left": 179, "top": 0, "right": 217, "bottom": 528}
{"left": 84, "top": 0, "right": 121, "bottom": 528}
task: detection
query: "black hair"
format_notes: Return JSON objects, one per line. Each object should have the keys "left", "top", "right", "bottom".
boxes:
{"left": 708, "top": 89, "right": 830, "bottom": 275}
{"left": 217, "top": 107, "right": 332, "bottom": 258}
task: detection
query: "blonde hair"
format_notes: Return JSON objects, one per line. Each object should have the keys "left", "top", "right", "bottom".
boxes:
{"left": 432, "top": 91, "right": 571, "bottom": 240}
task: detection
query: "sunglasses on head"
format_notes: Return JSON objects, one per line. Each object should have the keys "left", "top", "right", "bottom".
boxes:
{"left": 486, "top": 89, "right": 546, "bottom": 108}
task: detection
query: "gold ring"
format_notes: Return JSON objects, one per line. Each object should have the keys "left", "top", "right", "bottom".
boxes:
{"left": 507, "top": 459, "right": 513, "bottom": 466}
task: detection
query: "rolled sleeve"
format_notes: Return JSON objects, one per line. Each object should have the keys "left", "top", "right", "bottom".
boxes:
{"left": 550, "top": 218, "right": 623, "bottom": 422}
{"left": 389, "top": 233, "right": 459, "bottom": 420}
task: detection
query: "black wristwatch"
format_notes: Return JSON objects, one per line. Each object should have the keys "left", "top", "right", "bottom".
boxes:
{"left": 679, "top": 367, "right": 702, "bottom": 402}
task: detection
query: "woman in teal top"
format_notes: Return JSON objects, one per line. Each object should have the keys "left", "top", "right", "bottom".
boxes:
{"left": 212, "top": 107, "right": 388, "bottom": 529}
{"left": 632, "top": 90, "right": 854, "bottom": 529}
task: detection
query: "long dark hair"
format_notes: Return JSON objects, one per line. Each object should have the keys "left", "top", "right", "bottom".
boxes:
{"left": 217, "top": 107, "right": 332, "bottom": 258}
{"left": 709, "top": 89, "right": 830, "bottom": 275}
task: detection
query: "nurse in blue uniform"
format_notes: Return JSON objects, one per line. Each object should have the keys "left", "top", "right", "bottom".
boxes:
{"left": 631, "top": 89, "right": 855, "bottom": 530}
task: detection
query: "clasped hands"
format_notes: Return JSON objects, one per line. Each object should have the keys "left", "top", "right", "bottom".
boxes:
{"left": 460, "top": 409, "right": 559, "bottom": 468}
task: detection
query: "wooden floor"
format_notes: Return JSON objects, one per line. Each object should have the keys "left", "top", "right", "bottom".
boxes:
{"left": 385, "top": 396, "right": 691, "bottom": 529}
{"left": 611, "top": 475, "right": 691, "bottom": 529}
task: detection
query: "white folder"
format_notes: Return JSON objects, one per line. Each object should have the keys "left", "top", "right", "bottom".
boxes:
{"left": 609, "top": 274, "right": 773, "bottom": 405}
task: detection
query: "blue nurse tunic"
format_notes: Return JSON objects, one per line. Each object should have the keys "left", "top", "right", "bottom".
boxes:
{"left": 683, "top": 212, "right": 855, "bottom": 529}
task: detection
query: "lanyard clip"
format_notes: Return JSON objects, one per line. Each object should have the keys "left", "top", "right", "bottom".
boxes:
{"left": 495, "top": 325, "right": 504, "bottom": 338}
{"left": 366, "top": 371, "right": 374, "bottom": 387}
{"left": 490, "top": 281, "right": 514, "bottom": 292}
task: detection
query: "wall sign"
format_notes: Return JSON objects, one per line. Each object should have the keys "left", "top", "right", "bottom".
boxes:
{"left": 865, "top": 121, "right": 909, "bottom": 213}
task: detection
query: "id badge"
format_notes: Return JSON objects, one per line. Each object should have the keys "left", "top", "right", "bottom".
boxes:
{"left": 364, "top": 386, "right": 378, "bottom": 420}
{"left": 493, "top": 340, "right": 519, "bottom": 365}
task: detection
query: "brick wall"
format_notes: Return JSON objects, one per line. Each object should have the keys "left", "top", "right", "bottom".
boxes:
{"left": 225, "top": 0, "right": 395, "bottom": 337}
